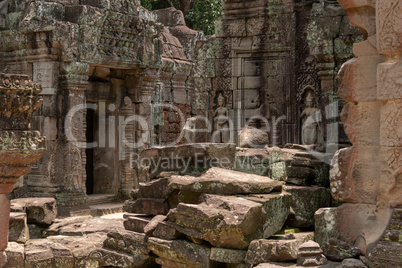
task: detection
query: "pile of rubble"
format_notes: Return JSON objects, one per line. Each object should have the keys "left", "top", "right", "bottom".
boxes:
{"left": 3, "top": 144, "right": 376, "bottom": 267}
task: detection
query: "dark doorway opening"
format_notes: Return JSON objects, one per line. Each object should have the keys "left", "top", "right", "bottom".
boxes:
{"left": 85, "top": 105, "right": 96, "bottom": 195}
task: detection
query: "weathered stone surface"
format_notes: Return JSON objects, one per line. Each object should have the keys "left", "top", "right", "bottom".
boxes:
{"left": 341, "top": 258, "right": 367, "bottom": 268}
{"left": 322, "top": 238, "right": 360, "bottom": 261}
{"left": 367, "top": 207, "right": 402, "bottom": 267}
{"left": 8, "top": 212, "right": 29, "bottom": 243}
{"left": 148, "top": 237, "right": 211, "bottom": 268}
{"left": 141, "top": 143, "right": 237, "bottom": 179}
{"left": 0, "top": 251, "right": 6, "bottom": 268}
{"left": 123, "top": 215, "right": 151, "bottom": 233}
{"left": 243, "top": 193, "right": 291, "bottom": 238}
{"left": 11, "top": 198, "right": 57, "bottom": 226}
{"left": 143, "top": 215, "right": 167, "bottom": 236}
{"left": 167, "top": 194, "right": 265, "bottom": 249}
{"left": 210, "top": 247, "right": 247, "bottom": 264}
{"left": 314, "top": 204, "right": 392, "bottom": 255}
{"left": 4, "top": 242, "right": 24, "bottom": 268}
{"left": 43, "top": 216, "right": 124, "bottom": 237}
{"left": 137, "top": 177, "right": 173, "bottom": 199}
{"left": 245, "top": 232, "right": 314, "bottom": 264}
{"left": 238, "top": 127, "right": 269, "bottom": 148}
{"left": 90, "top": 230, "right": 154, "bottom": 268}
{"left": 297, "top": 240, "right": 328, "bottom": 267}
{"left": 24, "top": 239, "right": 73, "bottom": 268}
{"left": 153, "top": 221, "right": 183, "bottom": 240}
{"left": 284, "top": 186, "right": 331, "bottom": 228}
{"left": 123, "top": 198, "right": 170, "bottom": 216}
{"left": 169, "top": 167, "right": 283, "bottom": 195}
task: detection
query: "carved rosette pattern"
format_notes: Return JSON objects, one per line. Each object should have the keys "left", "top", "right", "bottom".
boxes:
{"left": 377, "top": 0, "right": 402, "bottom": 54}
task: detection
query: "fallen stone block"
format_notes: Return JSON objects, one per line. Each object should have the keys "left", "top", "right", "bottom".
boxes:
{"left": 148, "top": 237, "right": 212, "bottom": 268}
{"left": 11, "top": 198, "right": 57, "bottom": 226}
{"left": 91, "top": 230, "right": 154, "bottom": 267}
{"left": 137, "top": 177, "right": 173, "bottom": 199}
{"left": 284, "top": 185, "right": 331, "bottom": 228}
{"left": 169, "top": 167, "right": 283, "bottom": 195}
{"left": 243, "top": 193, "right": 291, "bottom": 238}
{"left": 167, "top": 194, "right": 265, "bottom": 249}
{"left": 238, "top": 127, "right": 269, "bottom": 148}
{"left": 210, "top": 247, "right": 247, "bottom": 264}
{"left": 297, "top": 240, "right": 328, "bottom": 267}
{"left": 143, "top": 215, "right": 167, "bottom": 236}
{"left": 123, "top": 215, "right": 151, "bottom": 233}
{"left": 8, "top": 212, "right": 29, "bottom": 243}
{"left": 5, "top": 242, "right": 24, "bottom": 268}
{"left": 245, "top": 232, "right": 314, "bottom": 264}
{"left": 123, "top": 198, "right": 169, "bottom": 215}
{"left": 153, "top": 221, "right": 183, "bottom": 240}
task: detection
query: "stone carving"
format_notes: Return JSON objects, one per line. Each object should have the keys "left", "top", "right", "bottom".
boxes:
{"left": 0, "top": 74, "right": 43, "bottom": 130}
{"left": 300, "top": 90, "right": 321, "bottom": 145}
{"left": 377, "top": 0, "right": 402, "bottom": 54}
{"left": 213, "top": 93, "right": 230, "bottom": 143}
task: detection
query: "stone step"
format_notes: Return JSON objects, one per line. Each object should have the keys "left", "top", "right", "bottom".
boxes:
{"left": 90, "top": 202, "right": 124, "bottom": 217}
{"left": 87, "top": 194, "right": 116, "bottom": 206}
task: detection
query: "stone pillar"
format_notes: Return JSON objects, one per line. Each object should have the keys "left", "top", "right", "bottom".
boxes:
{"left": 326, "top": 0, "right": 401, "bottom": 261}
{"left": 56, "top": 62, "right": 91, "bottom": 217}
{"left": 0, "top": 74, "right": 45, "bottom": 267}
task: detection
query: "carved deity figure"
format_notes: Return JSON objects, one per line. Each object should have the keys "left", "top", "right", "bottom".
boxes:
{"left": 213, "top": 94, "right": 230, "bottom": 143}
{"left": 300, "top": 91, "right": 321, "bottom": 145}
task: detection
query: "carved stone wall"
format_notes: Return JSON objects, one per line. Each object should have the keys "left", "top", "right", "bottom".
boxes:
{"left": 328, "top": 0, "right": 401, "bottom": 263}
{"left": 0, "top": 1, "right": 198, "bottom": 212}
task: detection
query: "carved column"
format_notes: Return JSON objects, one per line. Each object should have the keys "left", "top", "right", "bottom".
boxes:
{"left": 0, "top": 74, "right": 45, "bottom": 267}
{"left": 327, "top": 0, "right": 401, "bottom": 261}
{"left": 56, "top": 62, "right": 90, "bottom": 217}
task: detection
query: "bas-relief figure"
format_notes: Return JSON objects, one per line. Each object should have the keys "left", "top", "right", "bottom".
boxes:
{"left": 300, "top": 91, "right": 321, "bottom": 145}
{"left": 213, "top": 93, "right": 230, "bottom": 143}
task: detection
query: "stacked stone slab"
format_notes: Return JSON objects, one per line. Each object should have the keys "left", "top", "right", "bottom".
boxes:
{"left": 316, "top": 0, "right": 402, "bottom": 265}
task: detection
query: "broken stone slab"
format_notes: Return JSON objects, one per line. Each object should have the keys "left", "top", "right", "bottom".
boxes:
{"left": 245, "top": 232, "right": 314, "bottom": 264}
{"left": 8, "top": 212, "right": 29, "bottom": 243}
{"left": 43, "top": 216, "right": 125, "bottom": 237}
{"left": 167, "top": 194, "right": 266, "bottom": 249}
{"left": 4, "top": 242, "right": 24, "bottom": 268}
{"left": 123, "top": 215, "right": 151, "bottom": 233}
{"left": 123, "top": 198, "right": 170, "bottom": 216}
{"left": 140, "top": 143, "right": 237, "bottom": 179}
{"left": 210, "top": 247, "right": 247, "bottom": 264}
{"left": 284, "top": 185, "right": 331, "bottom": 228}
{"left": 11, "top": 198, "right": 57, "bottom": 226}
{"left": 90, "top": 230, "right": 155, "bottom": 267}
{"left": 143, "top": 215, "right": 167, "bottom": 236}
{"left": 153, "top": 221, "right": 183, "bottom": 240}
{"left": 24, "top": 238, "right": 75, "bottom": 268}
{"left": 243, "top": 193, "right": 291, "bottom": 238}
{"left": 46, "top": 233, "right": 107, "bottom": 267}
{"left": 297, "top": 240, "right": 328, "bottom": 267}
{"left": 169, "top": 167, "right": 283, "bottom": 195}
{"left": 148, "top": 237, "right": 212, "bottom": 268}
{"left": 135, "top": 177, "right": 173, "bottom": 199}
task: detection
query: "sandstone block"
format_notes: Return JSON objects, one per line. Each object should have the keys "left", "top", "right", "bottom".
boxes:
{"left": 123, "top": 198, "right": 169, "bottom": 216}
{"left": 11, "top": 198, "right": 57, "bottom": 226}
{"left": 148, "top": 238, "right": 211, "bottom": 268}
{"left": 167, "top": 194, "right": 266, "bottom": 249}
{"left": 143, "top": 215, "right": 167, "bottom": 236}
{"left": 245, "top": 232, "right": 314, "bottom": 264}
{"left": 322, "top": 238, "right": 360, "bottom": 261}
{"left": 210, "top": 248, "right": 247, "bottom": 264}
{"left": 4, "top": 242, "right": 24, "bottom": 268}
{"left": 153, "top": 221, "right": 183, "bottom": 240}
{"left": 169, "top": 167, "right": 283, "bottom": 195}
{"left": 341, "top": 258, "right": 367, "bottom": 268}
{"left": 284, "top": 186, "right": 331, "bottom": 228}
{"left": 123, "top": 215, "right": 151, "bottom": 233}
{"left": 8, "top": 212, "right": 29, "bottom": 243}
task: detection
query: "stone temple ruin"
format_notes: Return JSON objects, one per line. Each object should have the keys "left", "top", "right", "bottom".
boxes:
{"left": 0, "top": 0, "right": 400, "bottom": 267}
